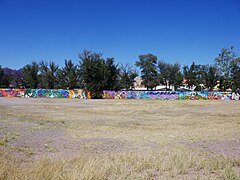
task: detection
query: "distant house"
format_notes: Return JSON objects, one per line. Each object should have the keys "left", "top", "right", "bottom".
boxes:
{"left": 133, "top": 77, "right": 174, "bottom": 91}
{"left": 177, "top": 84, "right": 196, "bottom": 91}
{"left": 133, "top": 77, "right": 145, "bottom": 90}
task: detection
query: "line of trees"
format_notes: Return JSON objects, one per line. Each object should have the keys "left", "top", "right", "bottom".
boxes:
{"left": 1, "top": 47, "right": 240, "bottom": 94}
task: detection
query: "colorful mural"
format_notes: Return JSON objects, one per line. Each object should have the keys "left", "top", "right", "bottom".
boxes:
{"left": 0, "top": 88, "right": 25, "bottom": 97}
{"left": 145, "top": 91, "right": 179, "bottom": 99}
{"left": 70, "top": 89, "right": 91, "bottom": 99}
{"left": 24, "top": 89, "right": 69, "bottom": 98}
{"left": 178, "top": 92, "right": 209, "bottom": 100}
{"left": 24, "top": 89, "right": 91, "bottom": 99}
{"left": 102, "top": 90, "right": 237, "bottom": 100}
{"left": 125, "top": 91, "right": 145, "bottom": 99}
{"left": 207, "top": 92, "right": 232, "bottom": 100}
{"left": 103, "top": 91, "right": 180, "bottom": 99}
{"left": 0, "top": 88, "right": 238, "bottom": 100}
{"left": 232, "top": 92, "right": 240, "bottom": 100}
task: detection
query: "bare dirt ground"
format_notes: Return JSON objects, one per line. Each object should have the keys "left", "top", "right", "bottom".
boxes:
{"left": 0, "top": 98, "right": 240, "bottom": 179}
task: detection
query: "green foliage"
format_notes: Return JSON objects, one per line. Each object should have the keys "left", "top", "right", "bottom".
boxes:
{"left": 79, "top": 50, "right": 105, "bottom": 92}
{"left": 117, "top": 63, "right": 138, "bottom": 90}
{"left": 57, "top": 60, "right": 80, "bottom": 89}
{"left": 215, "top": 46, "right": 237, "bottom": 91}
{"left": 22, "top": 61, "right": 40, "bottom": 88}
{"left": 79, "top": 50, "right": 119, "bottom": 95}
{"left": 39, "top": 61, "right": 59, "bottom": 89}
{"left": 183, "top": 62, "right": 199, "bottom": 90}
{"left": 158, "top": 61, "right": 181, "bottom": 90}
{"left": 101, "top": 58, "right": 119, "bottom": 90}
{"left": 230, "top": 58, "right": 240, "bottom": 91}
{"left": 2, "top": 47, "right": 240, "bottom": 93}
{"left": 183, "top": 63, "right": 219, "bottom": 91}
{"left": 135, "top": 53, "right": 158, "bottom": 90}
{"left": 200, "top": 65, "right": 218, "bottom": 91}
{"left": 0, "top": 66, "right": 5, "bottom": 87}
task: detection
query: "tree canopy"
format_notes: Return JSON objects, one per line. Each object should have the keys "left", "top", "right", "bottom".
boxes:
{"left": 135, "top": 53, "right": 158, "bottom": 90}
{"left": 1, "top": 47, "right": 240, "bottom": 93}
{"left": 158, "top": 61, "right": 181, "bottom": 90}
{"left": 22, "top": 61, "right": 40, "bottom": 89}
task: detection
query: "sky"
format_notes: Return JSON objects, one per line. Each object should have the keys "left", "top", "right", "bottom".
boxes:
{"left": 0, "top": 0, "right": 240, "bottom": 69}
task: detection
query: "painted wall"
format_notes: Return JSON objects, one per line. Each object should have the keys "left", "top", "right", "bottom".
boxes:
{"left": 25, "top": 89, "right": 91, "bottom": 99}
{"left": 0, "top": 88, "right": 238, "bottom": 100}
{"left": 102, "top": 90, "right": 180, "bottom": 99}
{"left": 102, "top": 90, "right": 238, "bottom": 100}
{"left": 0, "top": 88, "right": 25, "bottom": 97}
{"left": 0, "top": 88, "right": 90, "bottom": 99}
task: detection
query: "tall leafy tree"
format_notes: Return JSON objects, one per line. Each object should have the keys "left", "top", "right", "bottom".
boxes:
{"left": 39, "top": 61, "right": 59, "bottom": 89}
{"left": 79, "top": 50, "right": 119, "bottom": 92}
{"left": 173, "top": 71, "right": 184, "bottom": 91}
{"left": 135, "top": 53, "right": 158, "bottom": 90}
{"left": 230, "top": 58, "right": 240, "bottom": 91}
{"left": 158, "top": 61, "right": 181, "bottom": 90}
{"left": 22, "top": 61, "right": 40, "bottom": 88}
{"left": 0, "top": 66, "right": 5, "bottom": 87}
{"left": 79, "top": 50, "right": 104, "bottom": 92}
{"left": 200, "top": 65, "right": 218, "bottom": 91}
{"left": 158, "top": 61, "right": 170, "bottom": 89}
{"left": 183, "top": 62, "right": 198, "bottom": 90}
{"left": 39, "top": 61, "right": 48, "bottom": 88}
{"left": 169, "top": 63, "right": 182, "bottom": 90}
{"left": 215, "top": 46, "right": 237, "bottom": 91}
{"left": 117, "top": 63, "right": 138, "bottom": 90}
{"left": 101, "top": 58, "right": 119, "bottom": 90}
{"left": 57, "top": 60, "right": 79, "bottom": 89}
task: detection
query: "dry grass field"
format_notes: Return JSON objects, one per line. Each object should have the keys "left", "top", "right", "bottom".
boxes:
{"left": 0, "top": 98, "right": 240, "bottom": 179}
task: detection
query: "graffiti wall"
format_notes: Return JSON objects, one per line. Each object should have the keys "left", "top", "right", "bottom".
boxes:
{"left": 0, "top": 88, "right": 25, "bottom": 97}
{"left": 207, "top": 92, "right": 233, "bottom": 100}
{"left": 102, "top": 90, "right": 238, "bottom": 100}
{"left": 24, "top": 89, "right": 91, "bottom": 99}
{"left": 103, "top": 90, "right": 180, "bottom": 99}
{"left": 0, "top": 88, "right": 239, "bottom": 100}
{"left": 178, "top": 92, "right": 208, "bottom": 100}
{"left": 145, "top": 91, "right": 179, "bottom": 99}
{"left": 0, "top": 89, "right": 90, "bottom": 99}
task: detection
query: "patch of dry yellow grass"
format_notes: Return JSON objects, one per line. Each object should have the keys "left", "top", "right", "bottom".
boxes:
{"left": 1, "top": 147, "right": 240, "bottom": 179}
{"left": 0, "top": 98, "right": 240, "bottom": 179}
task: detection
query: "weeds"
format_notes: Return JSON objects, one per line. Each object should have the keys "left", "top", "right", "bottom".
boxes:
{"left": 0, "top": 98, "right": 240, "bottom": 179}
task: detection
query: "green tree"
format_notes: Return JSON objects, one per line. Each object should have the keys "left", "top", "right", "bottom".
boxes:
{"left": 215, "top": 46, "right": 237, "bottom": 91}
{"left": 39, "top": 61, "right": 59, "bottom": 89}
{"left": 39, "top": 61, "right": 48, "bottom": 88}
{"left": 79, "top": 50, "right": 119, "bottom": 93}
{"left": 174, "top": 71, "right": 184, "bottom": 91}
{"left": 0, "top": 66, "right": 5, "bottom": 87}
{"left": 57, "top": 60, "right": 80, "bottom": 89}
{"left": 169, "top": 63, "right": 182, "bottom": 90}
{"left": 135, "top": 53, "right": 158, "bottom": 90}
{"left": 230, "top": 58, "right": 240, "bottom": 91}
{"left": 158, "top": 61, "right": 181, "bottom": 90}
{"left": 101, "top": 58, "right": 119, "bottom": 90}
{"left": 200, "top": 65, "right": 218, "bottom": 91}
{"left": 22, "top": 61, "right": 40, "bottom": 88}
{"left": 79, "top": 50, "right": 104, "bottom": 92}
{"left": 183, "top": 62, "right": 199, "bottom": 90}
{"left": 158, "top": 61, "right": 170, "bottom": 89}
{"left": 117, "top": 63, "right": 138, "bottom": 90}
